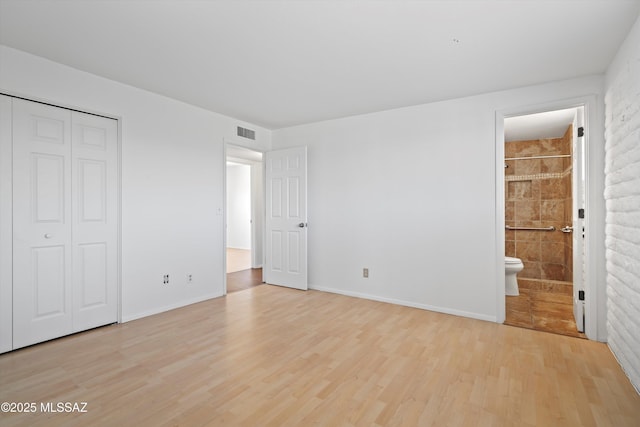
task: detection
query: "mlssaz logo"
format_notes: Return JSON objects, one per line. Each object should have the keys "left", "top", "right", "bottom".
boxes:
{"left": 40, "top": 402, "right": 88, "bottom": 413}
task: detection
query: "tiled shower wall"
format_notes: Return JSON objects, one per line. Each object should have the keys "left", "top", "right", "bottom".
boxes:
{"left": 505, "top": 126, "right": 573, "bottom": 281}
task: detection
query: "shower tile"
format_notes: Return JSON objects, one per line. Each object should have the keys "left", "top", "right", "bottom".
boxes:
{"left": 532, "top": 315, "right": 581, "bottom": 337}
{"left": 505, "top": 305, "right": 533, "bottom": 329}
{"left": 532, "top": 297, "right": 573, "bottom": 315}
{"left": 546, "top": 226, "right": 565, "bottom": 242}
{"left": 565, "top": 227, "right": 573, "bottom": 239}
{"left": 531, "top": 180, "right": 541, "bottom": 200}
{"left": 542, "top": 263, "right": 565, "bottom": 281}
{"left": 504, "top": 278, "right": 584, "bottom": 338}
{"left": 540, "top": 138, "right": 564, "bottom": 155}
{"left": 505, "top": 159, "right": 515, "bottom": 175}
{"left": 541, "top": 200, "right": 564, "bottom": 221}
{"left": 515, "top": 229, "right": 541, "bottom": 242}
{"left": 505, "top": 242, "right": 516, "bottom": 257}
{"left": 514, "top": 200, "right": 540, "bottom": 221}
{"left": 517, "top": 241, "right": 541, "bottom": 262}
{"left": 564, "top": 200, "right": 573, "bottom": 222}
{"left": 519, "top": 261, "right": 534, "bottom": 276}
{"left": 505, "top": 142, "right": 517, "bottom": 158}
{"left": 540, "top": 178, "right": 566, "bottom": 199}
{"left": 506, "top": 135, "right": 575, "bottom": 295}
{"left": 518, "top": 278, "right": 540, "bottom": 291}
{"left": 508, "top": 181, "right": 531, "bottom": 200}
{"left": 505, "top": 201, "right": 515, "bottom": 221}
{"left": 561, "top": 127, "right": 573, "bottom": 154}
{"left": 545, "top": 280, "right": 572, "bottom": 296}
{"left": 541, "top": 157, "right": 564, "bottom": 173}
{"left": 512, "top": 140, "right": 540, "bottom": 157}
{"left": 521, "top": 263, "right": 541, "bottom": 279}
{"left": 564, "top": 175, "right": 572, "bottom": 197}
{"left": 516, "top": 158, "right": 541, "bottom": 175}
{"left": 565, "top": 270, "right": 573, "bottom": 283}
{"left": 541, "top": 242, "right": 564, "bottom": 263}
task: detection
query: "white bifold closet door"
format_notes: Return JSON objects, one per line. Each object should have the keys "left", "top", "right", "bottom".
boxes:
{"left": 11, "top": 98, "right": 118, "bottom": 350}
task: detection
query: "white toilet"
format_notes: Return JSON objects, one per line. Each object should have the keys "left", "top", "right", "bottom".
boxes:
{"left": 505, "top": 257, "right": 524, "bottom": 296}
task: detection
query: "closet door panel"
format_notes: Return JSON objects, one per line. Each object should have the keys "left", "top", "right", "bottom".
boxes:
{"left": 72, "top": 111, "right": 118, "bottom": 330}
{"left": 0, "top": 95, "right": 13, "bottom": 353}
{"left": 12, "top": 99, "right": 73, "bottom": 349}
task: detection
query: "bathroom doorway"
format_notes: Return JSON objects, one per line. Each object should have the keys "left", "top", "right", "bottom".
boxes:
{"left": 225, "top": 144, "right": 264, "bottom": 293}
{"left": 502, "top": 106, "right": 586, "bottom": 338}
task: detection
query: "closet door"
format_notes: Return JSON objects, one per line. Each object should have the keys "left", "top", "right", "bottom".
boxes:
{"left": 71, "top": 111, "right": 118, "bottom": 331}
{"left": 11, "top": 98, "right": 118, "bottom": 350}
{"left": 0, "top": 95, "right": 13, "bottom": 353}
{"left": 12, "top": 99, "right": 74, "bottom": 349}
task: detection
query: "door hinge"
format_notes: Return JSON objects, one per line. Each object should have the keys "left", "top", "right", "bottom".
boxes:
{"left": 578, "top": 208, "right": 585, "bottom": 219}
{"left": 578, "top": 126, "right": 584, "bottom": 137}
{"left": 578, "top": 290, "right": 585, "bottom": 301}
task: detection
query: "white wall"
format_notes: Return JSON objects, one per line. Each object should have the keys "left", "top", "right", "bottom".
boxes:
{"left": 604, "top": 14, "right": 640, "bottom": 392}
{"left": 272, "top": 76, "right": 606, "bottom": 325}
{"left": 226, "top": 163, "right": 252, "bottom": 249}
{"left": 0, "top": 44, "right": 613, "bottom": 345}
{"left": 0, "top": 46, "right": 271, "bottom": 323}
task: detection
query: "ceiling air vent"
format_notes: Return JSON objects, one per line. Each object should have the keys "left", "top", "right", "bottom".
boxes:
{"left": 237, "top": 126, "right": 256, "bottom": 140}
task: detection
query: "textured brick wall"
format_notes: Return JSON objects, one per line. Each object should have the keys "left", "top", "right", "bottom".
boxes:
{"left": 604, "top": 15, "right": 640, "bottom": 393}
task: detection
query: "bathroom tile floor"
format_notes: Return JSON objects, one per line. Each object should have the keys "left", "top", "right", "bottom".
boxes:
{"left": 504, "top": 278, "right": 586, "bottom": 339}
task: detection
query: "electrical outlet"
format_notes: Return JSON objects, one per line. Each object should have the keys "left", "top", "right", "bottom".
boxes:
{"left": 163, "top": 274, "right": 169, "bottom": 284}
{"left": 187, "top": 274, "right": 193, "bottom": 284}
{"left": 363, "top": 268, "right": 369, "bottom": 278}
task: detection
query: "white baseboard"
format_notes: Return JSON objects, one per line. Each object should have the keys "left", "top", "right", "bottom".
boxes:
{"left": 121, "top": 292, "right": 223, "bottom": 323}
{"left": 309, "top": 285, "right": 497, "bottom": 323}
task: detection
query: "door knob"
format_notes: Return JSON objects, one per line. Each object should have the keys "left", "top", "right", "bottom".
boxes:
{"left": 298, "top": 222, "right": 307, "bottom": 228}
{"left": 561, "top": 226, "right": 573, "bottom": 233}
{"left": 44, "top": 233, "right": 53, "bottom": 239}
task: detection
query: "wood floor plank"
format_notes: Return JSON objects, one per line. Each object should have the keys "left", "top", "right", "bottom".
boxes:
{"left": 1, "top": 285, "right": 639, "bottom": 426}
{"left": 226, "top": 248, "right": 252, "bottom": 273}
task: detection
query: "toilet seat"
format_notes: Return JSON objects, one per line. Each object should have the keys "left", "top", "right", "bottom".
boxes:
{"left": 505, "top": 257, "right": 522, "bottom": 264}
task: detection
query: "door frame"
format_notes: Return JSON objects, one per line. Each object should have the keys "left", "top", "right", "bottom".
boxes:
{"left": 0, "top": 91, "right": 123, "bottom": 352}
{"left": 223, "top": 140, "right": 265, "bottom": 294}
{"left": 495, "top": 94, "right": 605, "bottom": 341}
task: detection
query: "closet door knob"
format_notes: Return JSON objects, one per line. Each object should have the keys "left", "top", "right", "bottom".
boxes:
{"left": 44, "top": 234, "right": 53, "bottom": 239}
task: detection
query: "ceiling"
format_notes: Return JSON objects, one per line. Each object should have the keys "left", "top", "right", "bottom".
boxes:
{"left": 1, "top": 0, "right": 639, "bottom": 130}
{"left": 504, "top": 108, "right": 577, "bottom": 142}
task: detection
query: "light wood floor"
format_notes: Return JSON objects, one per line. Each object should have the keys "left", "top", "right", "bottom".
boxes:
{"left": 1, "top": 286, "right": 639, "bottom": 426}
{"left": 226, "top": 248, "right": 252, "bottom": 273}
{"left": 227, "top": 268, "right": 263, "bottom": 294}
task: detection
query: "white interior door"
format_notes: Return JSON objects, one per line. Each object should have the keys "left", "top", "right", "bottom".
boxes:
{"left": 264, "top": 147, "right": 308, "bottom": 290}
{"left": 572, "top": 108, "right": 586, "bottom": 332}
{"left": 12, "top": 99, "right": 74, "bottom": 348}
{"left": 71, "top": 111, "right": 118, "bottom": 331}
{"left": 11, "top": 98, "right": 118, "bottom": 350}
{"left": 0, "top": 95, "right": 14, "bottom": 353}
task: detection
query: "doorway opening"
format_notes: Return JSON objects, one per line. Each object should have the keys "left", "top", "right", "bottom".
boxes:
{"left": 502, "top": 106, "right": 586, "bottom": 338}
{"left": 225, "top": 144, "right": 264, "bottom": 294}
